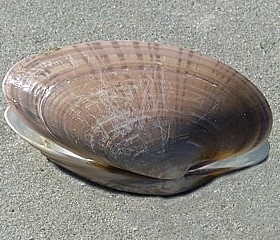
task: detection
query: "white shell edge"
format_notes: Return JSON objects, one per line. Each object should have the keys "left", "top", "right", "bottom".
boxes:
{"left": 4, "top": 107, "right": 270, "bottom": 195}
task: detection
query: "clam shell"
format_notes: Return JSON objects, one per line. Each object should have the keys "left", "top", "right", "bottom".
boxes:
{"left": 2, "top": 40, "right": 272, "bottom": 195}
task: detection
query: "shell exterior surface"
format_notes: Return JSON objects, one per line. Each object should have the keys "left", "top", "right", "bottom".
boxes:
{"left": 2, "top": 40, "right": 272, "bottom": 195}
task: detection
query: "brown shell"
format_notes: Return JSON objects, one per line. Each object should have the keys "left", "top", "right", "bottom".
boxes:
{"left": 2, "top": 40, "right": 272, "bottom": 195}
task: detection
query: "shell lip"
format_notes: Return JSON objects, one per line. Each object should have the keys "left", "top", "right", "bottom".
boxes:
{"left": 4, "top": 106, "right": 271, "bottom": 178}
{"left": 189, "top": 140, "right": 270, "bottom": 173}
{"left": 4, "top": 105, "right": 272, "bottom": 195}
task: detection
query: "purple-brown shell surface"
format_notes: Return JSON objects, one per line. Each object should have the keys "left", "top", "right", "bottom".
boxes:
{"left": 2, "top": 40, "right": 272, "bottom": 195}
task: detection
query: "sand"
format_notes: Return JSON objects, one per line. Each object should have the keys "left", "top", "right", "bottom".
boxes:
{"left": 0, "top": 1, "right": 279, "bottom": 239}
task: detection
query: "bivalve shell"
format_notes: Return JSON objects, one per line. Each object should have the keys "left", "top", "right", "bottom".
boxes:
{"left": 2, "top": 40, "right": 272, "bottom": 195}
